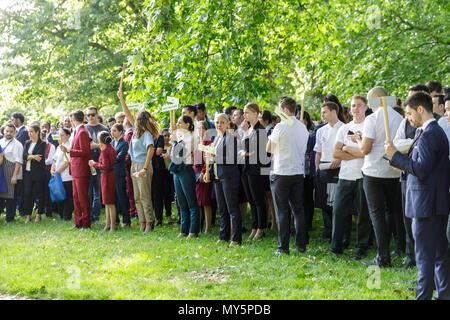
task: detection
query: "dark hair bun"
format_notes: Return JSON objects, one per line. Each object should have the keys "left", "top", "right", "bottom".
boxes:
{"left": 99, "top": 131, "right": 112, "bottom": 145}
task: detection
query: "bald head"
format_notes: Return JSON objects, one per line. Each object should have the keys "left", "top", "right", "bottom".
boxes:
{"left": 367, "top": 86, "right": 388, "bottom": 99}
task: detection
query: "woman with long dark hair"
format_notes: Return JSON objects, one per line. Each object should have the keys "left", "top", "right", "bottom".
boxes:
{"left": 168, "top": 115, "right": 200, "bottom": 238}
{"left": 23, "top": 125, "right": 47, "bottom": 223}
{"left": 324, "top": 94, "right": 348, "bottom": 124}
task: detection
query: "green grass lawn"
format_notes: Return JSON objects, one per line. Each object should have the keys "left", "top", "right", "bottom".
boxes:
{"left": 0, "top": 208, "right": 416, "bottom": 300}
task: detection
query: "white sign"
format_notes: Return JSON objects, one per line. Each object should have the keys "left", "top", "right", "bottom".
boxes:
{"left": 162, "top": 104, "right": 179, "bottom": 112}
{"left": 167, "top": 96, "right": 180, "bottom": 105}
{"left": 274, "top": 108, "right": 293, "bottom": 126}
{"left": 198, "top": 144, "right": 216, "bottom": 155}
{"left": 368, "top": 96, "right": 396, "bottom": 109}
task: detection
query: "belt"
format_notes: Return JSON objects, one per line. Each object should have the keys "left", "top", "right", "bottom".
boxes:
{"left": 100, "top": 169, "right": 113, "bottom": 173}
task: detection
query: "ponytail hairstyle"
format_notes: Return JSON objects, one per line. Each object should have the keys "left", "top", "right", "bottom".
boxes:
{"left": 181, "top": 115, "right": 194, "bottom": 132}
{"left": 135, "top": 110, "right": 160, "bottom": 139}
{"left": 98, "top": 131, "right": 113, "bottom": 145}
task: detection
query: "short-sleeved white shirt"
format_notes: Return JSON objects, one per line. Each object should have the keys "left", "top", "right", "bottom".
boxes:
{"left": 335, "top": 121, "right": 365, "bottom": 181}
{"left": 269, "top": 116, "right": 309, "bottom": 176}
{"left": 0, "top": 138, "right": 24, "bottom": 180}
{"left": 314, "top": 121, "right": 344, "bottom": 162}
{"left": 53, "top": 141, "right": 72, "bottom": 182}
{"left": 361, "top": 106, "right": 403, "bottom": 178}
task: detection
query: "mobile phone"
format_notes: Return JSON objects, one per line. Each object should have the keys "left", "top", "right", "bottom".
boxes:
{"left": 347, "top": 130, "right": 354, "bottom": 135}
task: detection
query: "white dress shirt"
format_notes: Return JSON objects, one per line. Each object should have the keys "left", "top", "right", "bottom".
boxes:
{"left": 314, "top": 121, "right": 344, "bottom": 163}
{"left": 268, "top": 116, "right": 309, "bottom": 176}
{"left": 335, "top": 121, "right": 365, "bottom": 181}
{"left": 362, "top": 106, "right": 403, "bottom": 178}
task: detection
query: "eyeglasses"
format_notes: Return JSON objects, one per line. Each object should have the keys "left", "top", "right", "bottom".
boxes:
{"left": 87, "top": 114, "right": 97, "bottom": 117}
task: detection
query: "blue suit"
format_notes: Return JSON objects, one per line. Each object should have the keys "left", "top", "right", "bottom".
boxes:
{"left": 391, "top": 120, "right": 450, "bottom": 300}
{"left": 47, "top": 133, "right": 59, "bottom": 148}
{"left": 15, "top": 126, "right": 29, "bottom": 146}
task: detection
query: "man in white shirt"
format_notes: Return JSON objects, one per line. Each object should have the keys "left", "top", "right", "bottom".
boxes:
{"left": 0, "top": 123, "right": 24, "bottom": 222}
{"left": 313, "top": 101, "right": 344, "bottom": 242}
{"left": 353, "top": 86, "right": 403, "bottom": 267}
{"left": 267, "top": 97, "right": 309, "bottom": 255}
{"left": 330, "top": 95, "right": 371, "bottom": 260}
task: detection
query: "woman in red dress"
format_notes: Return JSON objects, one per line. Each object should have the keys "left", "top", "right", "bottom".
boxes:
{"left": 90, "top": 131, "right": 117, "bottom": 232}
{"left": 193, "top": 121, "right": 214, "bottom": 234}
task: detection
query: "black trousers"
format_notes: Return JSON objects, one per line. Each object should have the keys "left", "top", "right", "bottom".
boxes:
{"left": 331, "top": 178, "right": 371, "bottom": 253}
{"left": 0, "top": 180, "right": 22, "bottom": 222}
{"left": 401, "top": 180, "right": 415, "bottom": 261}
{"left": 42, "top": 170, "right": 54, "bottom": 216}
{"left": 23, "top": 171, "right": 45, "bottom": 216}
{"left": 56, "top": 180, "right": 74, "bottom": 221}
{"left": 270, "top": 174, "right": 307, "bottom": 253}
{"left": 363, "top": 175, "right": 402, "bottom": 264}
{"left": 152, "top": 169, "right": 173, "bottom": 223}
{"left": 303, "top": 175, "right": 315, "bottom": 230}
{"left": 115, "top": 174, "right": 130, "bottom": 224}
{"left": 242, "top": 174, "right": 267, "bottom": 230}
{"left": 215, "top": 176, "right": 242, "bottom": 243}
{"left": 16, "top": 178, "right": 25, "bottom": 216}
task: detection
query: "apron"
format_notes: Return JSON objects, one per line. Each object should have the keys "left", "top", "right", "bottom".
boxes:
{"left": 0, "top": 140, "right": 16, "bottom": 199}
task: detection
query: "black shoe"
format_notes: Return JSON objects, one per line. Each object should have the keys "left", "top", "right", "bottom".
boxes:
{"left": 353, "top": 249, "right": 366, "bottom": 261}
{"left": 328, "top": 248, "right": 343, "bottom": 255}
{"left": 391, "top": 250, "right": 399, "bottom": 257}
{"left": 275, "top": 249, "right": 289, "bottom": 256}
{"left": 296, "top": 246, "right": 306, "bottom": 253}
{"left": 401, "top": 257, "right": 416, "bottom": 269}
{"left": 362, "top": 258, "right": 391, "bottom": 268}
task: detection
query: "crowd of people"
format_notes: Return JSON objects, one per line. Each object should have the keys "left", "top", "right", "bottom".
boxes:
{"left": 0, "top": 80, "right": 449, "bottom": 300}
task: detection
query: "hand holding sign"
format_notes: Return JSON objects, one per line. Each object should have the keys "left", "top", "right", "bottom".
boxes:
{"left": 198, "top": 143, "right": 216, "bottom": 183}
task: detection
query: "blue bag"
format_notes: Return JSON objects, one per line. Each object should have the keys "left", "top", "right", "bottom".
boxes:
{"left": 48, "top": 172, "right": 66, "bottom": 202}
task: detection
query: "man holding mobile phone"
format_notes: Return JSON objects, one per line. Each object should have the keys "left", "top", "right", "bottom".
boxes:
{"left": 330, "top": 95, "right": 371, "bottom": 260}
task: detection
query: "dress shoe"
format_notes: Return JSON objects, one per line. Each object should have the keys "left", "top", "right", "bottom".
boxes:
{"left": 362, "top": 258, "right": 391, "bottom": 268}
{"left": 274, "top": 249, "right": 289, "bottom": 256}
{"left": 352, "top": 249, "right": 366, "bottom": 261}
{"left": 296, "top": 246, "right": 306, "bottom": 253}
{"left": 401, "top": 258, "right": 416, "bottom": 269}
{"left": 328, "top": 248, "right": 342, "bottom": 255}
{"left": 229, "top": 241, "right": 240, "bottom": 247}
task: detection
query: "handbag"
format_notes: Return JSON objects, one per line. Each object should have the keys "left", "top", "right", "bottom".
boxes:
{"left": 48, "top": 172, "right": 67, "bottom": 202}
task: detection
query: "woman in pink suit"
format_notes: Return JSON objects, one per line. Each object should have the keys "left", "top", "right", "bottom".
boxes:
{"left": 90, "top": 131, "right": 117, "bottom": 232}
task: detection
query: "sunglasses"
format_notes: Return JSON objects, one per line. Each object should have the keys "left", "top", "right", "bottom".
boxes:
{"left": 87, "top": 114, "right": 97, "bottom": 117}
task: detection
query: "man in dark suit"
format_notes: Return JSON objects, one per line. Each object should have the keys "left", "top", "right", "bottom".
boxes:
{"left": 60, "top": 110, "right": 92, "bottom": 229}
{"left": 11, "top": 112, "right": 28, "bottom": 217}
{"left": 385, "top": 92, "right": 450, "bottom": 300}
{"left": 11, "top": 112, "right": 29, "bottom": 146}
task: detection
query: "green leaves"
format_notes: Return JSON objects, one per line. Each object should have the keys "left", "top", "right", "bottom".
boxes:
{"left": 0, "top": 0, "right": 448, "bottom": 122}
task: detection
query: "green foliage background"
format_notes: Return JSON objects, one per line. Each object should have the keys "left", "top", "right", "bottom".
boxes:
{"left": 0, "top": 0, "right": 448, "bottom": 125}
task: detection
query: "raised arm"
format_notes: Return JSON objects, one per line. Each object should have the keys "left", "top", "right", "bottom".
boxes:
{"left": 117, "top": 65, "right": 135, "bottom": 125}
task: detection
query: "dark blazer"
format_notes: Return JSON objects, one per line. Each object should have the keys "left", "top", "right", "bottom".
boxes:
{"left": 112, "top": 138, "right": 128, "bottom": 177}
{"left": 391, "top": 120, "right": 449, "bottom": 218}
{"left": 15, "top": 126, "right": 30, "bottom": 146}
{"left": 47, "top": 133, "right": 59, "bottom": 148}
{"left": 22, "top": 139, "right": 47, "bottom": 181}
{"left": 242, "top": 121, "right": 270, "bottom": 176}
{"left": 210, "top": 131, "right": 242, "bottom": 180}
